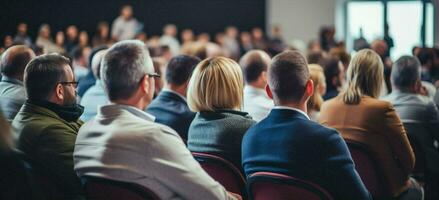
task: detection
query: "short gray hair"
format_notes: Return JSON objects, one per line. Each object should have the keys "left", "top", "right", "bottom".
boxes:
{"left": 101, "top": 40, "right": 154, "bottom": 101}
{"left": 391, "top": 55, "right": 421, "bottom": 91}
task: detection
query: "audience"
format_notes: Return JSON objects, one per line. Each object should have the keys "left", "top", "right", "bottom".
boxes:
{"left": 147, "top": 55, "right": 200, "bottom": 141}
{"left": 73, "top": 40, "right": 240, "bottom": 200}
{"left": 36, "top": 24, "right": 60, "bottom": 54}
{"left": 79, "top": 49, "right": 108, "bottom": 121}
{"left": 240, "top": 50, "right": 274, "bottom": 122}
{"left": 64, "top": 25, "right": 79, "bottom": 53}
{"left": 321, "top": 57, "right": 344, "bottom": 100}
{"left": 319, "top": 49, "right": 421, "bottom": 199}
{"left": 160, "top": 24, "right": 180, "bottom": 56}
{"left": 70, "top": 47, "right": 89, "bottom": 81}
{"left": 187, "top": 57, "right": 256, "bottom": 169}
{"left": 13, "top": 53, "right": 84, "bottom": 199}
{"left": 307, "top": 64, "right": 326, "bottom": 121}
{"left": 13, "top": 23, "right": 32, "bottom": 47}
{"left": 242, "top": 50, "right": 371, "bottom": 199}
{"left": 0, "top": 45, "right": 35, "bottom": 121}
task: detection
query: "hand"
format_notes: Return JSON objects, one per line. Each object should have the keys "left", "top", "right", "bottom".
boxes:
{"left": 227, "top": 191, "right": 242, "bottom": 200}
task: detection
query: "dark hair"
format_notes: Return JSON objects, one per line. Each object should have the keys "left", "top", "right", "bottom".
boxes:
{"left": 165, "top": 55, "right": 200, "bottom": 85}
{"left": 24, "top": 53, "right": 71, "bottom": 100}
{"left": 70, "top": 46, "right": 84, "bottom": 60}
{"left": 416, "top": 48, "right": 435, "bottom": 66}
{"left": 240, "top": 51, "right": 270, "bottom": 84}
{"left": 307, "top": 51, "right": 325, "bottom": 64}
{"left": 268, "top": 50, "right": 309, "bottom": 102}
{"left": 101, "top": 40, "right": 152, "bottom": 101}
{"left": 391, "top": 55, "right": 421, "bottom": 91}
{"left": 320, "top": 57, "right": 341, "bottom": 91}
{"left": 0, "top": 45, "right": 34, "bottom": 78}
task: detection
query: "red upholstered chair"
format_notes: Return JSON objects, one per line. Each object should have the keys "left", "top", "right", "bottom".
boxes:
{"left": 346, "top": 140, "right": 391, "bottom": 199}
{"left": 81, "top": 176, "right": 160, "bottom": 200}
{"left": 247, "top": 172, "right": 333, "bottom": 200}
{"left": 191, "top": 152, "right": 246, "bottom": 197}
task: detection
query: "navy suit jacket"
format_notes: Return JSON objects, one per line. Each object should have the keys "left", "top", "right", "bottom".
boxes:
{"left": 146, "top": 91, "right": 195, "bottom": 141}
{"left": 242, "top": 108, "right": 371, "bottom": 200}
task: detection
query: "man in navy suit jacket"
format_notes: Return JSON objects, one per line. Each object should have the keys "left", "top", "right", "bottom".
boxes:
{"left": 147, "top": 55, "right": 200, "bottom": 141}
{"left": 242, "top": 50, "right": 371, "bottom": 200}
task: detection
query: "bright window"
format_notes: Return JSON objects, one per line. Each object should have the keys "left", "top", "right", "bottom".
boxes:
{"left": 347, "top": 2, "right": 384, "bottom": 48}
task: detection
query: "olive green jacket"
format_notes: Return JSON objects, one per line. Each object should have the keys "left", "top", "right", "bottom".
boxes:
{"left": 12, "top": 102, "right": 83, "bottom": 199}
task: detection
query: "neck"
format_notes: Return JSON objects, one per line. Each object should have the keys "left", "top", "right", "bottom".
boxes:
{"left": 168, "top": 84, "right": 186, "bottom": 97}
{"left": 248, "top": 82, "right": 265, "bottom": 89}
{"left": 276, "top": 102, "right": 308, "bottom": 114}
{"left": 111, "top": 98, "right": 148, "bottom": 111}
{"left": 3, "top": 75, "right": 23, "bottom": 82}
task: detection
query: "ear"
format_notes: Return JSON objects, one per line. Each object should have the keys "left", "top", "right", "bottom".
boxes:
{"left": 305, "top": 79, "right": 314, "bottom": 98}
{"left": 55, "top": 84, "right": 64, "bottom": 101}
{"left": 139, "top": 75, "right": 150, "bottom": 94}
{"left": 265, "top": 84, "right": 273, "bottom": 99}
{"left": 413, "top": 79, "right": 422, "bottom": 93}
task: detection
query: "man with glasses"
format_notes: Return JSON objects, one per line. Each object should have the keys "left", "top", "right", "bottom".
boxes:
{"left": 74, "top": 40, "right": 241, "bottom": 200}
{"left": 12, "top": 53, "right": 84, "bottom": 199}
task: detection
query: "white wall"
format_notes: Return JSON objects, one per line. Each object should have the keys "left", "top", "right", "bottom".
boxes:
{"left": 266, "top": 0, "right": 337, "bottom": 49}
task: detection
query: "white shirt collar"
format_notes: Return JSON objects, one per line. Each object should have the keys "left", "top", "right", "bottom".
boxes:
{"left": 244, "top": 85, "right": 268, "bottom": 96}
{"left": 162, "top": 88, "right": 187, "bottom": 102}
{"left": 273, "top": 106, "right": 310, "bottom": 120}
{"left": 102, "top": 104, "right": 156, "bottom": 122}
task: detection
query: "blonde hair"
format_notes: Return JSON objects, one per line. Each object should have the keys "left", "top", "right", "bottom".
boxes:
{"left": 307, "top": 64, "right": 325, "bottom": 112}
{"left": 343, "top": 49, "right": 384, "bottom": 104}
{"left": 187, "top": 57, "right": 244, "bottom": 112}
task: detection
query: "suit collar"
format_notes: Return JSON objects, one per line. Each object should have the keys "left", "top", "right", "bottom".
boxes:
{"left": 98, "top": 104, "right": 155, "bottom": 122}
{"left": 1, "top": 76, "right": 23, "bottom": 86}
{"left": 159, "top": 89, "right": 187, "bottom": 103}
{"left": 269, "top": 108, "right": 310, "bottom": 121}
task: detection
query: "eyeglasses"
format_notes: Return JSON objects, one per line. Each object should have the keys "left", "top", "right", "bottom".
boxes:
{"left": 147, "top": 72, "right": 161, "bottom": 78}
{"left": 59, "top": 81, "right": 79, "bottom": 88}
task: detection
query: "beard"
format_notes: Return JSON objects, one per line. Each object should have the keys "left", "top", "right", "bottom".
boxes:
{"left": 63, "top": 89, "right": 77, "bottom": 106}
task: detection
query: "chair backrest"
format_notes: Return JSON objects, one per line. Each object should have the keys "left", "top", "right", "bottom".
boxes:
{"left": 346, "top": 140, "right": 389, "bottom": 198}
{"left": 247, "top": 172, "right": 333, "bottom": 200}
{"left": 81, "top": 176, "right": 160, "bottom": 200}
{"left": 192, "top": 152, "right": 246, "bottom": 196}
{"left": 403, "top": 122, "right": 431, "bottom": 176}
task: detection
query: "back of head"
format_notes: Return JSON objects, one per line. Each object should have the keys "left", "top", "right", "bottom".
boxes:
{"left": 343, "top": 49, "right": 384, "bottom": 104}
{"left": 187, "top": 57, "right": 243, "bottom": 112}
{"left": 307, "top": 50, "right": 325, "bottom": 65}
{"left": 91, "top": 49, "right": 107, "bottom": 80}
{"left": 268, "top": 50, "right": 309, "bottom": 104}
{"left": 391, "top": 55, "right": 421, "bottom": 92}
{"left": 0, "top": 45, "right": 35, "bottom": 79}
{"left": 307, "top": 64, "right": 325, "bottom": 111}
{"left": 24, "top": 53, "right": 71, "bottom": 101}
{"left": 416, "top": 48, "right": 435, "bottom": 66}
{"left": 320, "top": 57, "right": 342, "bottom": 91}
{"left": 101, "top": 40, "right": 153, "bottom": 101}
{"left": 165, "top": 55, "right": 201, "bottom": 86}
{"left": 239, "top": 50, "right": 271, "bottom": 84}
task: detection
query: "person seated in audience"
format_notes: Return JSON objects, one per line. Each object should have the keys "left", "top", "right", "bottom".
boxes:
{"left": 187, "top": 57, "right": 256, "bottom": 169}
{"left": 416, "top": 47, "right": 436, "bottom": 83}
{"left": 13, "top": 23, "right": 32, "bottom": 47}
{"left": 36, "top": 24, "right": 60, "bottom": 54}
{"left": 0, "top": 112, "right": 45, "bottom": 200}
{"left": 320, "top": 57, "right": 344, "bottom": 100}
{"left": 13, "top": 53, "right": 84, "bottom": 199}
{"left": 80, "top": 49, "right": 108, "bottom": 121}
{"left": 74, "top": 40, "right": 241, "bottom": 200}
{"left": 240, "top": 50, "right": 274, "bottom": 122}
{"left": 242, "top": 50, "right": 371, "bottom": 200}
{"left": 111, "top": 5, "right": 140, "bottom": 41}
{"left": 306, "top": 50, "right": 325, "bottom": 65}
{"left": 0, "top": 45, "right": 35, "bottom": 121}
{"left": 319, "top": 49, "right": 422, "bottom": 199}
{"left": 70, "top": 46, "right": 89, "bottom": 81}
{"left": 147, "top": 55, "right": 200, "bottom": 141}
{"left": 152, "top": 58, "right": 165, "bottom": 97}
{"left": 307, "top": 64, "right": 326, "bottom": 121}
{"left": 76, "top": 46, "right": 108, "bottom": 98}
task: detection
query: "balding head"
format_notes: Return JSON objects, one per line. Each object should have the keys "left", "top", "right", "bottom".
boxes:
{"left": 239, "top": 50, "right": 271, "bottom": 86}
{"left": 0, "top": 45, "right": 35, "bottom": 80}
{"left": 91, "top": 50, "right": 107, "bottom": 80}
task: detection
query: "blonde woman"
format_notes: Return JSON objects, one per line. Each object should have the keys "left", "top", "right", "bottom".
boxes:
{"left": 187, "top": 57, "right": 256, "bottom": 169}
{"left": 319, "top": 49, "right": 421, "bottom": 199}
{"left": 307, "top": 64, "right": 326, "bottom": 121}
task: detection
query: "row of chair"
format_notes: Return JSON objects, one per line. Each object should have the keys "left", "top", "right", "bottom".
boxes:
{"left": 81, "top": 142, "right": 380, "bottom": 200}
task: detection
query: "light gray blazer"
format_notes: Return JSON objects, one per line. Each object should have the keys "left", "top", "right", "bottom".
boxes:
{"left": 74, "top": 104, "right": 235, "bottom": 200}
{"left": 0, "top": 76, "right": 26, "bottom": 121}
